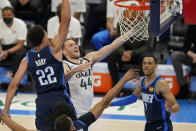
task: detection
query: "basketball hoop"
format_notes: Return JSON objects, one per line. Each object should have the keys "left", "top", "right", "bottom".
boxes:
{"left": 114, "top": 0, "right": 150, "bottom": 42}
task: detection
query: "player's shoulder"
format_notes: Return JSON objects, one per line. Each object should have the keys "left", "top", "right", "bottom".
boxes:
{"left": 157, "top": 78, "right": 167, "bottom": 84}
{"left": 22, "top": 56, "right": 27, "bottom": 61}
{"left": 63, "top": 60, "right": 71, "bottom": 71}
{"left": 156, "top": 78, "right": 168, "bottom": 88}
{"left": 21, "top": 56, "right": 28, "bottom": 65}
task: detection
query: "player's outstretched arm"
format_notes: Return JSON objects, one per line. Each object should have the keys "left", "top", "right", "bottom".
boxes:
{"left": 111, "top": 79, "right": 142, "bottom": 106}
{"left": 85, "top": 28, "right": 135, "bottom": 64}
{"left": 0, "top": 109, "right": 37, "bottom": 131}
{"left": 90, "top": 69, "right": 140, "bottom": 119}
{"left": 50, "top": 0, "right": 71, "bottom": 53}
{"left": 3, "top": 58, "right": 28, "bottom": 121}
{"left": 63, "top": 62, "right": 92, "bottom": 81}
{"left": 157, "top": 80, "right": 180, "bottom": 113}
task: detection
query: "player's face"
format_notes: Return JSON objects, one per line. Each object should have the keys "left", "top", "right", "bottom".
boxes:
{"left": 142, "top": 57, "right": 157, "bottom": 76}
{"left": 63, "top": 40, "right": 80, "bottom": 59}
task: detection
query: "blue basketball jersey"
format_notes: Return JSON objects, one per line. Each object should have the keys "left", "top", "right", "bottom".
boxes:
{"left": 26, "top": 46, "right": 66, "bottom": 93}
{"left": 141, "top": 76, "right": 171, "bottom": 123}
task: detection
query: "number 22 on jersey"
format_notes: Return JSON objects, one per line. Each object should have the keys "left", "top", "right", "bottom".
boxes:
{"left": 36, "top": 66, "right": 57, "bottom": 86}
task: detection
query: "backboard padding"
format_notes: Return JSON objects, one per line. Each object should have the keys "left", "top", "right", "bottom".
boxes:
{"left": 150, "top": 0, "right": 183, "bottom": 36}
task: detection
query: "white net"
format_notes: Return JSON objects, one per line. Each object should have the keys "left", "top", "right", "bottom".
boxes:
{"left": 115, "top": 0, "right": 150, "bottom": 42}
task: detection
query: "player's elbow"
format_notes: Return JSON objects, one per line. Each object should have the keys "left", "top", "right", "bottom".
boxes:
{"left": 8, "top": 81, "right": 18, "bottom": 91}
{"left": 171, "top": 104, "right": 180, "bottom": 113}
{"left": 100, "top": 99, "right": 110, "bottom": 109}
{"left": 175, "top": 105, "right": 180, "bottom": 113}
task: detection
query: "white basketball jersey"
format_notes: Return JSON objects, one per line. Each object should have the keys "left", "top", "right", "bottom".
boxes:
{"left": 64, "top": 58, "right": 94, "bottom": 117}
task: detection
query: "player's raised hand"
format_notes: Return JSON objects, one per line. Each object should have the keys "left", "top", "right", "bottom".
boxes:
{"left": 73, "top": 62, "right": 92, "bottom": 72}
{"left": 122, "top": 69, "right": 140, "bottom": 81}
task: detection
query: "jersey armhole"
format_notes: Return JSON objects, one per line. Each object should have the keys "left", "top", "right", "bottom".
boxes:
{"left": 63, "top": 61, "right": 72, "bottom": 70}
{"left": 82, "top": 57, "right": 90, "bottom": 62}
{"left": 81, "top": 57, "right": 93, "bottom": 68}
{"left": 48, "top": 46, "right": 54, "bottom": 56}
{"left": 140, "top": 77, "right": 145, "bottom": 89}
{"left": 154, "top": 78, "right": 164, "bottom": 102}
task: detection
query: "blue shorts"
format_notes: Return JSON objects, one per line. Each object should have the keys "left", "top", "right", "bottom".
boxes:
{"left": 35, "top": 89, "right": 75, "bottom": 130}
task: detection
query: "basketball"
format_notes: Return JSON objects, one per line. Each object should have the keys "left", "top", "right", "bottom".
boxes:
{"left": 122, "top": 9, "right": 144, "bottom": 22}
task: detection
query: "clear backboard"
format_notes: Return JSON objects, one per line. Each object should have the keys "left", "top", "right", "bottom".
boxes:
{"left": 150, "top": 0, "right": 183, "bottom": 36}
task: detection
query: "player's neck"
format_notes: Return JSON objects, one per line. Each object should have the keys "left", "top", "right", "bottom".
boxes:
{"left": 145, "top": 73, "right": 156, "bottom": 82}
{"left": 66, "top": 57, "right": 80, "bottom": 64}
{"left": 33, "top": 45, "right": 43, "bottom": 52}
{"left": 34, "top": 47, "right": 41, "bottom": 51}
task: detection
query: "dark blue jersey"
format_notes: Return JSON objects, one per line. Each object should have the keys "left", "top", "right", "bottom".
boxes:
{"left": 26, "top": 46, "right": 66, "bottom": 93}
{"left": 141, "top": 76, "right": 171, "bottom": 123}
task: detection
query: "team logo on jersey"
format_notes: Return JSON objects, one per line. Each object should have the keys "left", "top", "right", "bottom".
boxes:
{"left": 142, "top": 92, "right": 154, "bottom": 103}
{"left": 76, "top": 73, "right": 80, "bottom": 79}
{"left": 75, "top": 69, "right": 92, "bottom": 79}
{"left": 149, "top": 86, "right": 154, "bottom": 92}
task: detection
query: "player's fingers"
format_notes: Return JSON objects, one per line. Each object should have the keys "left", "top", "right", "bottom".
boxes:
{"left": 136, "top": 75, "right": 141, "bottom": 79}
{"left": 84, "top": 62, "right": 92, "bottom": 66}
{"left": 129, "top": 68, "right": 140, "bottom": 72}
{"left": 133, "top": 68, "right": 140, "bottom": 71}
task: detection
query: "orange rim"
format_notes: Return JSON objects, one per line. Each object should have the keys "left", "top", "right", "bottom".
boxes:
{"left": 114, "top": 0, "right": 150, "bottom": 10}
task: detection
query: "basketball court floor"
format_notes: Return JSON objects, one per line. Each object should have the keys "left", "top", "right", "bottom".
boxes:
{"left": 0, "top": 92, "right": 196, "bottom": 131}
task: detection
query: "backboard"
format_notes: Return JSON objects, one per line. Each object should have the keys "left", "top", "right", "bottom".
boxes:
{"left": 150, "top": 0, "right": 183, "bottom": 36}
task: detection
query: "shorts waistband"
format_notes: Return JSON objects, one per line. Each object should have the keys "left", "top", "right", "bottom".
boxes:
{"left": 147, "top": 119, "right": 171, "bottom": 124}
